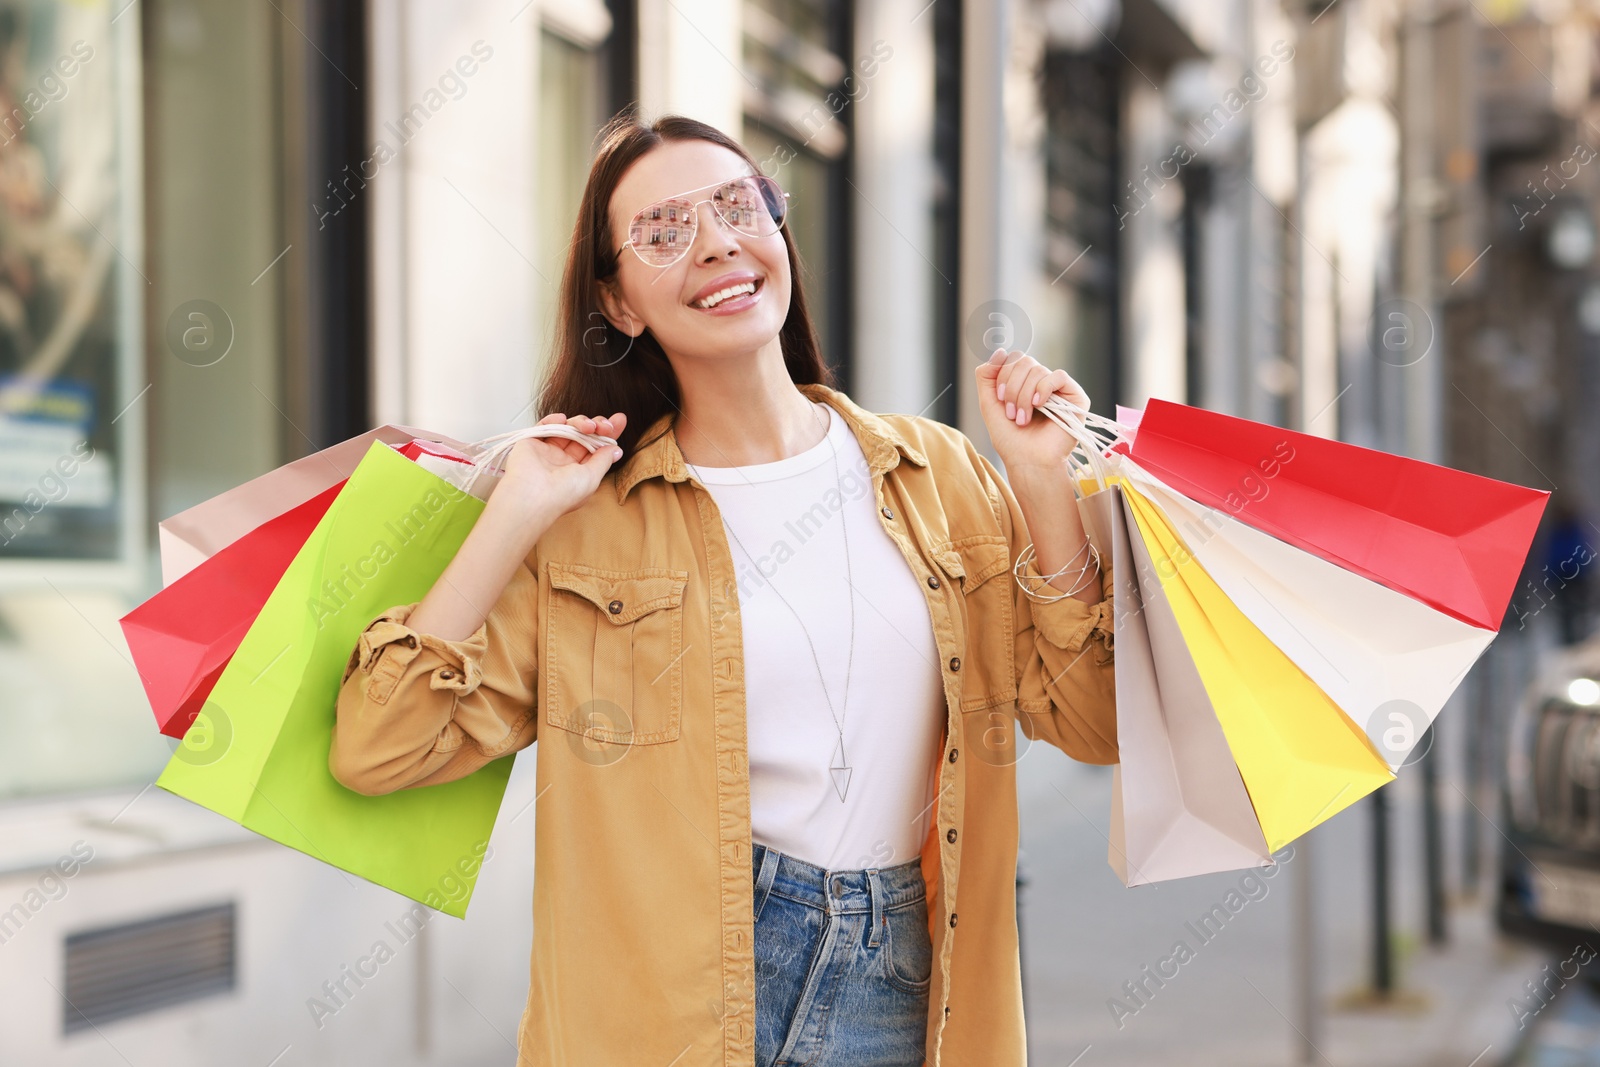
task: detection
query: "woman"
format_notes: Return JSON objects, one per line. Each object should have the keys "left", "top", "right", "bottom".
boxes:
{"left": 330, "top": 110, "right": 1117, "bottom": 1067}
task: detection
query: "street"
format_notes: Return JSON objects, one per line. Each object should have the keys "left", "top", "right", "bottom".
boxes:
{"left": 1018, "top": 741, "right": 1552, "bottom": 1066}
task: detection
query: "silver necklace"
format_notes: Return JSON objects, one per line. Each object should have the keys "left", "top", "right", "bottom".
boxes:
{"left": 685, "top": 401, "right": 857, "bottom": 802}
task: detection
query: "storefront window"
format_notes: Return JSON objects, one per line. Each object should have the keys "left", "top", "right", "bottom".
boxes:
{"left": 0, "top": 0, "right": 293, "bottom": 799}
{"left": 0, "top": 2, "right": 137, "bottom": 570}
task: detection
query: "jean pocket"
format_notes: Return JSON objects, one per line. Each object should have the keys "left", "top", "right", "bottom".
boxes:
{"left": 881, "top": 895, "right": 932, "bottom": 996}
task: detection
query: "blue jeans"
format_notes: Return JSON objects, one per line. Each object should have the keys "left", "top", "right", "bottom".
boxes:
{"left": 751, "top": 841, "right": 932, "bottom": 1067}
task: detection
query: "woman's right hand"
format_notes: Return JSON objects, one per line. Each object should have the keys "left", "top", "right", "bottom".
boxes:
{"left": 493, "top": 411, "right": 627, "bottom": 521}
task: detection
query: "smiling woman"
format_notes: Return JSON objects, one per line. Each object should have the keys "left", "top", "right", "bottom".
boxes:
{"left": 539, "top": 113, "right": 827, "bottom": 459}
{"left": 330, "top": 109, "right": 1118, "bottom": 1067}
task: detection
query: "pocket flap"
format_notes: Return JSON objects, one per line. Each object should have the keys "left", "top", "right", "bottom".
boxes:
{"left": 936, "top": 535, "right": 1010, "bottom": 591}
{"left": 933, "top": 548, "right": 965, "bottom": 581}
{"left": 547, "top": 561, "right": 688, "bottom": 624}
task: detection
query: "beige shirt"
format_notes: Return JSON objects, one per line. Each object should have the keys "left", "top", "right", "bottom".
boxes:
{"left": 330, "top": 381, "right": 1118, "bottom": 1066}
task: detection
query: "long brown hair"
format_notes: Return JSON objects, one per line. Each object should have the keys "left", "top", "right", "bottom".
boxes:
{"left": 536, "top": 108, "right": 837, "bottom": 455}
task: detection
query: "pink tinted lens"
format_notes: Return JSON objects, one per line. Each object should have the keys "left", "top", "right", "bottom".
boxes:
{"left": 713, "top": 177, "right": 785, "bottom": 235}
{"left": 625, "top": 177, "right": 787, "bottom": 265}
{"left": 627, "top": 198, "right": 698, "bottom": 265}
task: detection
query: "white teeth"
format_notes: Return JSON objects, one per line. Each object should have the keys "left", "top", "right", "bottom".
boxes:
{"left": 695, "top": 281, "right": 757, "bottom": 309}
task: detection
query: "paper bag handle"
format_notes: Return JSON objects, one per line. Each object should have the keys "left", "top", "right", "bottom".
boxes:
{"left": 460, "top": 423, "right": 620, "bottom": 496}
{"left": 1035, "top": 395, "right": 1133, "bottom": 493}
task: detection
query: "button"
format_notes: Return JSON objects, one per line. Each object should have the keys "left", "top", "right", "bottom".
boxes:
{"left": 927, "top": 575, "right": 940, "bottom": 589}
{"left": 949, "top": 749, "right": 958, "bottom": 763}
{"left": 944, "top": 1005, "right": 951, "bottom": 1017}
{"left": 438, "top": 669, "right": 455, "bottom": 680}
{"left": 949, "top": 912, "right": 958, "bottom": 928}
{"left": 404, "top": 635, "right": 418, "bottom": 649}
{"left": 946, "top": 828, "right": 957, "bottom": 844}
{"left": 948, "top": 656, "right": 961, "bottom": 672}
{"left": 881, "top": 505, "right": 894, "bottom": 520}
{"left": 608, "top": 599, "right": 624, "bottom": 614}
{"left": 830, "top": 875, "right": 845, "bottom": 898}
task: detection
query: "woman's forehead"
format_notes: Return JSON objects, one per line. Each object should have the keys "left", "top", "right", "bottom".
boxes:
{"left": 611, "top": 141, "right": 753, "bottom": 219}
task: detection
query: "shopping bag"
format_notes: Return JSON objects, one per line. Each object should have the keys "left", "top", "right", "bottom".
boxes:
{"left": 121, "top": 480, "right": 345, "bottom": 738}
{"left": 1122, "top": 462, "right": 1496, "bottom": 769}
{"left": 155, "top": 441, "right": 505, "bottom": 918}
{"left": 1119, "top": 399, "right": 1549, "bottom": 630}
{"left": 1118, "top": 478, "right": 1396, "bottom": 851}
{"left": 123, "top": 435, "right": 484, "bottom": 741}
{"left": 158, "top": 423, "right": 470, "bottom": 585}
{"left": 1080, "top": 482, "right": 1272, "bottom": 885}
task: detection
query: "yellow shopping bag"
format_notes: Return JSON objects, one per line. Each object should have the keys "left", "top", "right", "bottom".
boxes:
{"left": 1118, "top": 478, "right": 1394, "bottom": 850}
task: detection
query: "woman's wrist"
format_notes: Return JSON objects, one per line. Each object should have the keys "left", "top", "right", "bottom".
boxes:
{"left": 481, "top": 482, "right": 566, "bottom": 553}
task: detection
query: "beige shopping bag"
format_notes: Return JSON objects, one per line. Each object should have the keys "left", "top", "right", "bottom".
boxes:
{"left": 1079, "top": 483, "right": 1273, "bottom": 886}
{"left": 157, "top": 424, "right": 469, "bottom": 585}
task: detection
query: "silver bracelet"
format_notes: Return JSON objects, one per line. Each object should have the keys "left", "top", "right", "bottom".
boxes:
{"left": 1013, "top": 540, "right": 1101, "bottom": 603}
{"left": 1034, "top": 534, "right": 1092, "bottom": 582}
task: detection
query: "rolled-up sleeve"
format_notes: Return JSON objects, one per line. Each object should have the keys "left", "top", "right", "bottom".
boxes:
{"left": 329, "top": 557, "right": 541, "bottom": 795}
{"left": 971, "top": 446, "right": 1118, "bottom": 764}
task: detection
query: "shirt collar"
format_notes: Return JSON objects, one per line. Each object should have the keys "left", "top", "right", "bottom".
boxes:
{"left": 612, "top": 381, "right": 929, "bottom": 504}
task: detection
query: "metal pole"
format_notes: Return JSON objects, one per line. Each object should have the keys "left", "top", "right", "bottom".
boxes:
{"left": 1422, "top": 724, "right": 1448, "bottom": 944}
{"left": 1371, "top": 788, "right": 1393, "bottom": 995}
{"left": 1292, "top": 835, "right": 1320, "bottom": 1064}
{"left": 1462, "top": 666, "right": 1487, "bottom": 894}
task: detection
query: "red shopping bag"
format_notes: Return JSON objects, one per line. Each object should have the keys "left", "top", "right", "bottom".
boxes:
{"left": 121, "top": 481, "right": 344, "bottom": 738}
{"left": 1116, "top": 399, "right": 1549, "bottom": 629}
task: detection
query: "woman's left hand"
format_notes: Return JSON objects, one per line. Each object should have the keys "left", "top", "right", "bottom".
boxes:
{"left": 975, "top": 348, "right": 1090, "bottom": 472}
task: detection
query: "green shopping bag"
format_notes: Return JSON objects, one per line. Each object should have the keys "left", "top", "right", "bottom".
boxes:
{"left": 156, "top": 441, "right": 507, "bottom": 918}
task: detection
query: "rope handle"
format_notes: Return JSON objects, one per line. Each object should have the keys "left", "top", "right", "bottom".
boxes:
{"left": 1033, "top": 394, "right": 1135, "bottom": 494}
{"left": 459, "top": 422, "right": 621, "bottom": 496}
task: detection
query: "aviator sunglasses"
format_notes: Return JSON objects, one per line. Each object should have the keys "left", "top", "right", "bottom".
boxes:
{"left": 615, "top": 173, "right": 790, "bottom": 268}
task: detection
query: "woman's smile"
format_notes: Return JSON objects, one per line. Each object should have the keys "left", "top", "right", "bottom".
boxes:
{"left": 690, "top": 271, "right": 766, "bottom": 315}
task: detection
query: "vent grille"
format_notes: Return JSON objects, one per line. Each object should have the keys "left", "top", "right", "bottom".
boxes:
{"left": 62, "top": 902, "right": 236, "bottom": 1034}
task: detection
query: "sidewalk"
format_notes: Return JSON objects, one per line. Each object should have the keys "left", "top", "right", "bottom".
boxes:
{"left": 1015, "top": 746, "right": 1552, "bottom": 1067}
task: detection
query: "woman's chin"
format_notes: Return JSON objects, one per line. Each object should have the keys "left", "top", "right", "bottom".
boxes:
{"left": 665, "top": 312, "right": 786, "bottom": 355}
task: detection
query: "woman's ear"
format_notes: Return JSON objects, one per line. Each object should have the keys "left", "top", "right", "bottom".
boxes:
{"left": 597, "top": 281, "right": 643, "bottom": 338}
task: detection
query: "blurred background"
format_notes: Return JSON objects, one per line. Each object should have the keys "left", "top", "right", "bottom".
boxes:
{"left": 3, "top": 0, "right": 1600, "bottom": 1063}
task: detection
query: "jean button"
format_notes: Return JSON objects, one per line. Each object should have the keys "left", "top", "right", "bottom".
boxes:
{"left": 830, "top": 875, "right": 845, "bottom": 898}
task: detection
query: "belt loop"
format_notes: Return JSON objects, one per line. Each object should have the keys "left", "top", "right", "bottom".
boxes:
{"left": 867, "top": 867, "right": 884, "bottom": 947}
{"left": 753, "top": 845, "right": 781, "bottom": 923}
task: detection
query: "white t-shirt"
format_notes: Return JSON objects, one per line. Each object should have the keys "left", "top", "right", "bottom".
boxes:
{"left": 686, "top": 402, "right": 946, "bottom": 872}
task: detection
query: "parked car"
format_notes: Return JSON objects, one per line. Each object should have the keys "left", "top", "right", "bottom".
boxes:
{"left": 1498, "top": 633, "right": 1600, "bottom": 965}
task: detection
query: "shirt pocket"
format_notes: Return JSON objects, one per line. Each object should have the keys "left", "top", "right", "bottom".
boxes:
{"left": 543, "top": 561, "right": 690, "bottom": 746}
{"left": 933, "top": 533, "right": 1017, "bottom": 713}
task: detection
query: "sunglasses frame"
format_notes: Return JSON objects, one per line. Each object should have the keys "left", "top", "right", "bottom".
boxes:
{"left": 615, "top": 174, "right": 790, "bottom": 269}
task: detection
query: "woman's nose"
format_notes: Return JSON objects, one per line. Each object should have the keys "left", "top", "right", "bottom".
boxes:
{"left": 693, "top": 200, "right": 740, "bottom": 257}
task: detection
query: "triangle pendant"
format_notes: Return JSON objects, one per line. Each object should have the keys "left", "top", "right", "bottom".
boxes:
{"left": 830, "top": 739, "right": 852, "bottom": 802}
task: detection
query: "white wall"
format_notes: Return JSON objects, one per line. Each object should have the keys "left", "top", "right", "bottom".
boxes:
{"left": 368, "top": 0, "right": 542, "bottom": 444}
{"left": 851, "top": 0, "right": 937, "bottom": 417}
{"left": 636, "top": 0, "right": 743, "bottom": 134}
{"left": 0, "top": 758, "right": 540, "bottom": 1066}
